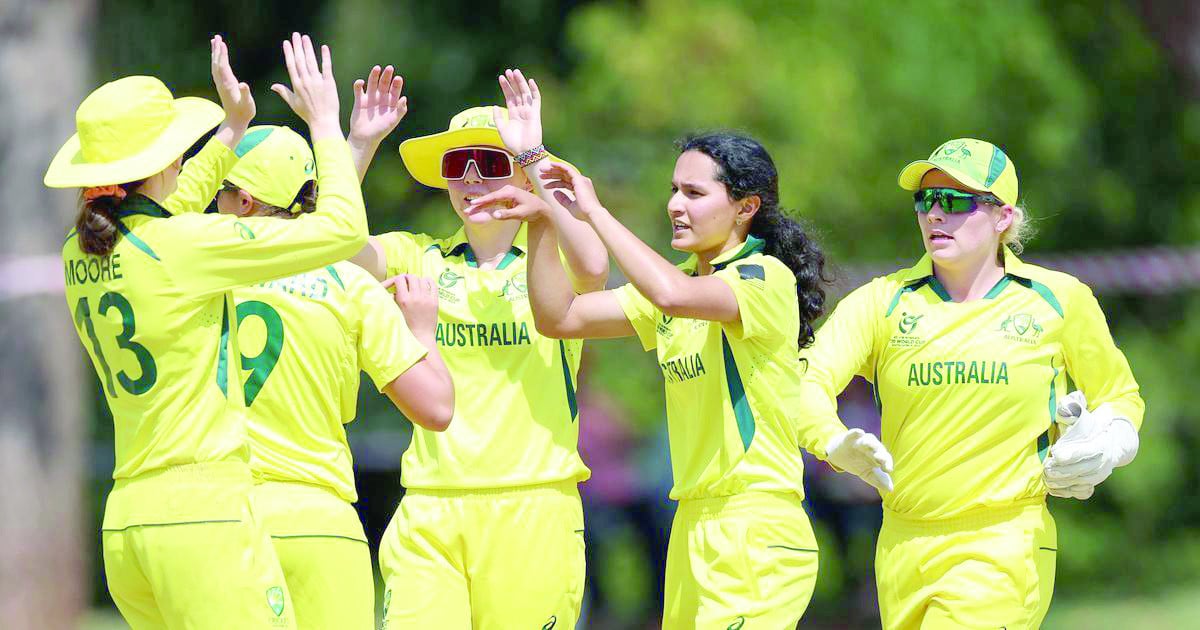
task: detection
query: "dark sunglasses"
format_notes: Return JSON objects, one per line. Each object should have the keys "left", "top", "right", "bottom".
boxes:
{"left": 914, "top": 188, "right": 1004, "bottom": 214}
{"left": 441, "top": 147, "right": 514, "bottom": 181}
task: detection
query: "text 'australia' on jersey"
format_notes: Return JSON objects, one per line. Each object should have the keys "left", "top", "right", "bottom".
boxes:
{"left": 376, "top": 225, "right": 589, "bottom": 490}
{"left": 799, "top": 247, "right": 1143, "bottom": 519}
{"left": 616, "top": 236, "right": 836, "bottom": 501}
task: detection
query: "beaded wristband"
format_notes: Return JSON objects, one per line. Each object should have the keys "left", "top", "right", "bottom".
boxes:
{"left": 515, "top": 144, "right": 550, "bottom": 168}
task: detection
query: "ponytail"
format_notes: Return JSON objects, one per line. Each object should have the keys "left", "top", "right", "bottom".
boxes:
{"left": 677, "top": 132, "right": 830, "bottom": 348}
{"left": 748, "top": 208, "right": 828, "bottom": 348}
{"left": 76, "top": 182, "right": 140, "bottom": 256}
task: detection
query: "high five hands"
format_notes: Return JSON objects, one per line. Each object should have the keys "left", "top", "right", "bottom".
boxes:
{"left": 209, "top": 35, "right": 254, "bottom": 149}
{"left": 495, "top": 69, "right": 542, "bottom": 156}
{"left": 271, "top": 33, "right": 342, "bottom": 141}
{"left": 349, "top": 65, "right": 408, "bottom": 148}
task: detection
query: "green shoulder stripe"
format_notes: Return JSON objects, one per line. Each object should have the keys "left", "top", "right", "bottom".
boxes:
{"left": 115, "top": 221, "right": 160, "bottom": 261}
{"left": 1014, "top": 277, "right": 1064, "bottom": 317}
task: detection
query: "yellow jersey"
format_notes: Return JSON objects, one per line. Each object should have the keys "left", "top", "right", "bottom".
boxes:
{"left": 376, "top": 224, "right": 590, "bottom": 489}
{"left": 799, "top": 247, "right": 1144, "bottom": 519}
{"left": 234, "top": 261, "right": 427, "bottom": 504}
{"left": 63, "top": 138, "right": 367, "bottom": 498}
{"left": 614, "top": 236, "right": 840, "bottom": 501}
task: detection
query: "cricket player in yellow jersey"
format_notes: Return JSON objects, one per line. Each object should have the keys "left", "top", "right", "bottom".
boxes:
{"left": 797, "top": 138, "right": 1144, "bottom": 629}
{"left": 347, "top": 69, "right": 608, "bottom": 628}
{"left": 209, "top": 118, "right": 454, "bottom": 629}
{"left": 47, "top": 34, "right": 370, "bottom": 629}
{"left": 472, "top": 125, "right": 895, "bottom": 628}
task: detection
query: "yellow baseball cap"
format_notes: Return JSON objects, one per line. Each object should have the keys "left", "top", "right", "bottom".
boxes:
{"left": 45, "top": 76, "right": 224, "bottom": 188}
{"left": 225, "top": 125, "right": 315, "bottom": 211}
{"left": 897, "top": 138, "right": 1019, "bottom": 206}
{"left": 399, "top": 106, "right": 569, "bottom": 189}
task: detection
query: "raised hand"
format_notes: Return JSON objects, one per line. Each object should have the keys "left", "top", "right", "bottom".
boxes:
{"left": 540, "top": 161, "right": 605, "bottom": 220}
{"left": 466, "top": 185, "right": 551, "bottom": 223}
{"left": 495, "top": 68, "right": 543, "bottom": 156}
{"left": 349, "top": 65, "right": 408, "bottom": 147}
{"left": 383, "top": 274, "right": 439, "bottom": 345}
{"left": 210, "top": 35, "right": 254, "bottom": 134}
{"left": 271, "top": 32, "right": 342, "bottom": 141}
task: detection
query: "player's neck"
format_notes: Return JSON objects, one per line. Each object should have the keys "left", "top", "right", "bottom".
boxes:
{"left": 464, "top": 220, "right": 521, "bottom": 270}
{"left": 932, "top": 249, "right": 1006, "bottom": 302}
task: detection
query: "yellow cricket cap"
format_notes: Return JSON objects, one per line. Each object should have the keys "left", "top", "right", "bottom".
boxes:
{"left": 225, "top": 125, "right": 315, "bottom": 211}
{"left": 897, "top": 138, "right": 1019, "bottom": 206}
{"left": 399, "top": 106, "right": 570, "bottom": 189}
{"left": 45, "top": 76, "right": 224, "bottom": 188}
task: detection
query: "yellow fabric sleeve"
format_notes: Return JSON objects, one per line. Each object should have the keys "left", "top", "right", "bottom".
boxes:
{"left": 713, "top": 258, "right": 791, "bottom": 341}
{"left": 1060, "top": 281, "right": 1145, "bottom": 429}
{"left": 796, "top": 280, "right": 887, "bottom": 459}
{"left": 377, "top": 231, "right": 433, "bottom": 278}
{"left": 349, "top": 266, "right": 429, "bottom": 391}
{"left": 163, "top": 139, "right": 368, "bottom": 297}
{"left": 613, "top": 282, "right": 658, "bottom": 351}
{"left": 162, "top": 137, "right": 237, "bottom": 215}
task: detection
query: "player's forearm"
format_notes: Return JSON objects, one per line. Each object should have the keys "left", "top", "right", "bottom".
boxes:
{"left": 524, "top": 160, "right": 608, "bottom": 292}
{"left": 584, "top": 207, "right": 690, "bottom": 310}
{"left": 527, "top": 219, "right": 582, "bottom": 337}
{"left": 386, "top": 347, "right": 454, "bottom": 432}
{"left": 349, "top": 137, "right": 383, "bottom": 184}
{"left": 162, "top": 137, "right": 237, "bottom": 215}
{"left": 796, "top": 379, "right": 852, "bottom": 460}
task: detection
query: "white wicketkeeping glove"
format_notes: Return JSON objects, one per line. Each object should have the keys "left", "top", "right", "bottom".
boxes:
{"left": 1043, "top": 391, "right": 1139, "bottom": 500}
{"left": 825, "top": 428, "right": 894, "bottom": 495}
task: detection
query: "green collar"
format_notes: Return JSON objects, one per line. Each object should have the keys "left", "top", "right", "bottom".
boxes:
{"left": 681, "top": 234, "right": 766, "bottom": 274}
{"left": 436, "top": 225, "right": 527, "bottom": 270}
{"left": 898, "top": 246, "right": 1032, "bottom": 303}
{"left": 113, "top": 194, "right": 170, "bottom": 220}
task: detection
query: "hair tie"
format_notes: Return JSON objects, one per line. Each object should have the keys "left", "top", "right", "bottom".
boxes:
{"left": 83, "top": 185, "right": 128, "bottom": 202}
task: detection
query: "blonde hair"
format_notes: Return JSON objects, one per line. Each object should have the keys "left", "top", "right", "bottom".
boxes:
{"left": 1000, "top": 203, "right": 1034, "bottom": 254}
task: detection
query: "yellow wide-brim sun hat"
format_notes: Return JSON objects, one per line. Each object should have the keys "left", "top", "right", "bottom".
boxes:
{"left": 400, "top": 106, "right": 569, "bottom": 189}
{"left": 897, "top": 138, "right": 1019, "bottom": 207}
{"left": 226, "top": 125, "right": 316, "bottom": 211}
{"left": 45, "top": 75, "right": 224, "bottom": 189}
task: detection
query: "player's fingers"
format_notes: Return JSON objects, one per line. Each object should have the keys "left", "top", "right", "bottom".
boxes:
{"left": 1044, "top": 453, "right": 1105, "bottom": 479}
{"left": 869, "top": 468, "right": 893, "bottom": 494}
{"left": 498, "top": 75, "right": 516, "bottom": 106}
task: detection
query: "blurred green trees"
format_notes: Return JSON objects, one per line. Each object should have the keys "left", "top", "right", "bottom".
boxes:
{"left": 88, "top": 0, "right": 1200, "bottom": 622}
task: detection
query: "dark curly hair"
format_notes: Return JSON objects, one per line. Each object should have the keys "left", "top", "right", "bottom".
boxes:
{"left": 676, "top": 132, "right": 829, "bottom": 348}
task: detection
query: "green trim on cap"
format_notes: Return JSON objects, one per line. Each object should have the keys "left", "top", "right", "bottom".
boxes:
{"left": 235, "top": 127, "right": 274, "bottom": 158}
{"left": 985, "top": 147, "right": 1007, "bottom": 187}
